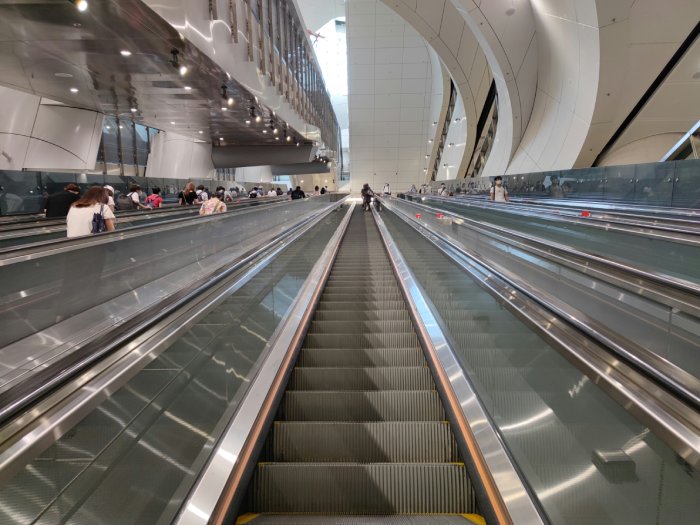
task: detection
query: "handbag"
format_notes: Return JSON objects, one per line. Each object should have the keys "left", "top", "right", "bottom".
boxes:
{"left": 91, "top": 204, "right": 107, "bottom": 234}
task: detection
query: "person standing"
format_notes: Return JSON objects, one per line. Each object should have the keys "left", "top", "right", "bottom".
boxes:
{"left": 199, "top": 189, "right": 227, "bottom": 215}
{"left": 66, "top": 187, "right": 115, "bottom": 237}
{"left": 291, "top": 186, "right": 306, "bottom": 200}
{"left": 490, "top": 176, "right": 509, "bottom": 202}
{"left": 145, "top": 187, "right": 163, "bottom": 208}
{"left": 103, "top": 185, "right": 116, "bottom": 212}
{"left": 382, "top": 182, "right": 391, "bottom": 196}
{"left": 179, "top": 182, "right": 198, "bottom": 205}
{"left": 44, "top": 184, "right": 80, "bottom": 218}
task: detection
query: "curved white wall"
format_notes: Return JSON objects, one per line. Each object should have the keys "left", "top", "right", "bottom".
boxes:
{"left": 0, "top": 86, "right": 103, "bottom": 171}
{"left": 147, "top": 131, "right": 215, "bottom": 179}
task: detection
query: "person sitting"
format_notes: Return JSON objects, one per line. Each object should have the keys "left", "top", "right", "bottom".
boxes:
{"left": 291, "top": 186, "right": 306, "bottom": 200}
{"left": 44, "top": 183, "right": 80, "bottom": 218}
{"left": 66, "top": 186, "right": 115, "bottom": 237}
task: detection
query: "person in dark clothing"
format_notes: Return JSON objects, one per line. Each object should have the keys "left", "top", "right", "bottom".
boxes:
{"left": 275, "top": 187, "right": 283, "bottom": 196}
{"left": 320, "top": 186, "right": 327, "bottom": 195}
{"left": 44, "top": 184, "right": 80, "bottom": 218}
{"left": 178, "top": 182, "right": 199, "bottom": 205}
{"left": 291, "top": 186, "right": 306, "bottom": 200}
{"left": 361, "top": 183, "right": 374, "bottom": 211}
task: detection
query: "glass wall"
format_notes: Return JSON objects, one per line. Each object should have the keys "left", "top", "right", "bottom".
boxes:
{"left": 426, "top": 159, "right": 700, "bottom": 209}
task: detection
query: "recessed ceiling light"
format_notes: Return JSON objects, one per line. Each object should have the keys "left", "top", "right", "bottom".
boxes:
{"left": 198, "top": 130, "right": 203, "bottom": 134}
{"left": 55, "top": 72, "right": 73, "bottom": 78}
{"left": 119, "top": 125, "right": 123, "bottom": 129}
{"left": 262, "top": 129, "right": 268, "bottom": 134}
{"left": 428, "top": 139, "right": 433, "bottom": 143}
{"left": 286, "top": 135, "right": 292, "bottom": 142}
{"left": 170, "top": 121, "right": 176, "bottom": 125}
{"left": 221, "top": 107, "right": 227, "bottom": 111}
{"left": 130, "top": 108, "right": 137, "bottom": 112}
{"left": 275, "top": 136, "right": 280, "bottom": 140}
{"left": 120, "top": 50, "right": 132, "bottom": 57}
{"left": 227, "top": 97, "right": 234, "bottom": 106}
{"left": 296, "top": 142, "right": 300, "bottom": 147}
{"left": 184, "top": 86, "right": 192, "bottom": 91}
{"left": 219, "top": 137, "right": 224, "bottom": 140}
{"left": 75, "top": 0, "right": 88, "bottom": 12}
{"left": 273, "top": 128, "right": 279, "bottom": 134}
{"left": 179, "top": 65, "right": 188, "bottom": 76}
{"left": 255, "top": 115, "right": 262, "bottom": 123}
{"left": 245, "top": 119, "right": 251, "bottom": 124}
{"left": 105, "top": 126, "right": 111, "bottom": 130}
{"left": 425, "top": 154, "right": 429, "bottom": 158}
{"left": 70, "top": 87, "right": 79, "bottom": 93}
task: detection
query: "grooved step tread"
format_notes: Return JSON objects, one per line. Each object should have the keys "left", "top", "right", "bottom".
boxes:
{"left": 297, "top": 348, "right": 426, "bottom": 367}
{"left": 247, "top": 463, "right": 473, "bottom": 514}
{"left": 288, "top": 367, "right": 433, "bottom": 391}
{"left": 312, "top": 310, "right": 410, "bottom": 321}
{"left": 279, "top": 391, "right": 445, "bottom": 421}
{"left": 308, "top": 320, "right": 414, "bottom": 333}
{"left": 237, "top": 514, "right": 483, "bottom": 524}
{"left": 303, "top": 333, "right": 419, "bottom": 349}
{"left": 271, "top": 421, "right": 459, "bottom": 463}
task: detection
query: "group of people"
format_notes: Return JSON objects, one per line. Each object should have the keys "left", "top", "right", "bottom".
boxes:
{"left": 406, "top": 177, "right": 509, "bottom": 202}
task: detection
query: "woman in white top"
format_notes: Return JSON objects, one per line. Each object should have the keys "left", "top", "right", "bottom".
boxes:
{"left": 66, "top": 186, "right": 116, "bottom": 238}
{"left": 490, "top": 176, "right": 509, "bottom": 202}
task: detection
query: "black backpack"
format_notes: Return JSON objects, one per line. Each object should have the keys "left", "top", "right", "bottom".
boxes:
{"left": 116, "top": 192, "right": 136, "bottom": 210}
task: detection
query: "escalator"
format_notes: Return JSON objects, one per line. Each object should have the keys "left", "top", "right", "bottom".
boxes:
{"left": 1, "top": 205, "right": 699, "bottom": 525}
{"left": 238, "top": 210, "right": 480, "bottom": 523}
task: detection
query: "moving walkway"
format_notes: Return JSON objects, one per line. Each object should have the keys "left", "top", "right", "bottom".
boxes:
{"left": 0, "top": 196, "right": 287, "bottom": 250}
{"left": 0, "top": 203, "right": 698, "bottom": 524}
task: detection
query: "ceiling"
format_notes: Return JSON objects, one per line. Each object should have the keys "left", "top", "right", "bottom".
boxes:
{"left": 0, "top": 0, "right": 305, "bottom": 146}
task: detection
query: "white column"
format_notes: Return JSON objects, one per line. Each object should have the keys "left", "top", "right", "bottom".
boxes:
{"left": 146, "top": 130, "right": 216, "bottom": 179}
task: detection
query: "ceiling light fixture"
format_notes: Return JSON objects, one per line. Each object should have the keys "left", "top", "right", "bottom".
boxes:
{"left": 130, "top": 107, "right": 137, "bottom": 113}
{"left": 296, "top": 141, "right": 300, "bottom": 147}
{"left": 220, "top": 137, "right": 224, "bottom": 141}
{"left": 120, "top": 50, "right": 132, "bottom": 57}
{"left": 70, "top": 87, "right": 79, "bottom": 93}
{"left": 255, "top": 115, "right": 262, "bottom": 123}
{"left": 184, "top": 86, "right": 192, "bottom": 91}
{"left": 275, "top": 136, "right": 280, "bottom": 141}
{"left": 273, "top": 128, "right": 279, "bottom": 134}
{"left": 221, "top": 107, "right": 228, "bottom": 111}
{"left": 198, "top": 130, "right": 203, "bottom": 134}
{"left": 179, "top": 65, "right": 188, "bottom": 76}
{"left": 262, "top": 129, "right": 268, "bottom": 134}
{"left": 286, "top": 135, "right": 292, "bottom": 142}
{"left": 54, "top": 72, "right": 73, "bottom": 78}
{"left": 245, "top": 119, "right": 251, "bottom": 125}
{"left": 227, "top": 97, "right": 234, "bottom": 106}
{"left": 170, "top": 121, "right": 176, "bottom": 125}
{"left": 73, "top": 0, "right": 88, "bottom": 12}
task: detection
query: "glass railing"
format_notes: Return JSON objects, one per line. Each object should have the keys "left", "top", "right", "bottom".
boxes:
{"left": 399, "top": 193, "right": 700, "bottom": 285}
{"left": 0, "top": 195, "right": 340, "bottom": 349}
{"left": 422, "top": 159, "right": 700, "bottom": 209}
{"left": 0, "top": 206, "right": 347, "bottom": 525}
{"left": 380, "top": 207, "right": 700, "bottom": 524}
{"left": 385, "top": 197, "right": 700, "bottom": 404}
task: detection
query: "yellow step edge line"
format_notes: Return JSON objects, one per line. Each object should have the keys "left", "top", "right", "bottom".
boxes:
{"left": 236, "top": 513, "right": 259, "bottom": 524}
{"left": 462, "top": 514, "right": 487, "bottom": 525}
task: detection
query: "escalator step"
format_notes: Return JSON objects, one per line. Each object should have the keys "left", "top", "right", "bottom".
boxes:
{"left": 303, "top": 333, "right": 419, "bottom": 349}
{"left": 287, "top": 367, "right": 433, "bottom": 391}
{"left": 279, "top": 391, "right": 445, "bottom": 421}
{"left": 312, "top": 309, "right": 410, "bottom": 321}
{"left": 297, "top": 348, "right": 425, "bottom": 367}
{"left": 316, "top": 300, "right": 408, "bottom": 311}
{"left": 237, "top": 514, "right": 482, "bottom": 524}
{"left": 308, "top": 320, "right": 414, "bottom": 334}
{"left": 247, "top": 463, "right": 474, "bottom": 514}
{"left": 271, "top": 421, "right": 459, "bottom": 462}
{"left": 320, "top": 292, "right": 405, "bottom": 301}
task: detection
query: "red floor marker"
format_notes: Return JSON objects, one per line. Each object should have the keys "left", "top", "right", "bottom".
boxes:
{"left": 437, "top": 212, "right": 444, "bottom": 219}
{"left": 581, "top": 210, "right": 590, "bottom": 217}
{"left": 415, "top": 213, "right": 421, "bottom": 219}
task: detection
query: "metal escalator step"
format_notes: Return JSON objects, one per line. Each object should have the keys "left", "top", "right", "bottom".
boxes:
{"left": 316, "top": 300, "right": 408, "bottom": 311}
{"left": 248, "top": 463, "right": 474, "bottom": 514}
{"left": 271, "top": 421, "right": 459, "bottom": 462}
{"left": 288, "top": 367, "right": 433, "bottom": 391}
{"left": 279, "top": 391, "right": 445, "bottom": 421}
{"left": 312, "top": 310, "right": 410, "bottom": 322}
{"left": 237, "top": 514, "right": 481, "bottom": 524}
{"left": 303, "top": 333, "right": 419, "bottom": 349}
{"left": 320, "top": 292, "right": 405, "bottom": 302}
{"left": 308, "top": 320, "right": 414, "bottom": 333}
{"left": 297, "top": 348, "right": 425, "bottom": 367}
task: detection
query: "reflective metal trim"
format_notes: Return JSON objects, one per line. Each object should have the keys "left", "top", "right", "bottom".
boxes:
{"left": 174, "top": 203, "right": 355, "bottom": 525}
{"left": 382, "top": 200, "right": 700, "bottom": 470}
{"left": 371, "top": 208, "right": 547, "bottom": 525}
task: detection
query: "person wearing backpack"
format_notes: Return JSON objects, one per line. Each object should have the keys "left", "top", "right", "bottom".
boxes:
{"left": 117, "top": 184, "right": 149, "bottom": 210}
{"left": 145, "top": 187, "right": 163, "bottom": 208}
{"left": 66, "top": 186, "right": 115, "bottom": 237}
